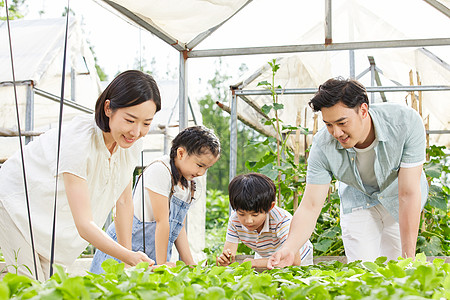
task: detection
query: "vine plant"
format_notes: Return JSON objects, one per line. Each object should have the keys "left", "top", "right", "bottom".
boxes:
{"left": 246, "top": 59, "right": 308, "bottom": 208}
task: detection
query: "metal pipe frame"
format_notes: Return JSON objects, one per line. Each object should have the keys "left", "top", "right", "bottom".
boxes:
{"left": 34, "top": 87, "right": 94, "bottom": 114}
{"left": 229, "top": 91, "right": 238, "bottom": 183}
{"left": 188, "top": 38, "right": 450, "bottom": 58}
{"left": 179, "top": 51, "right": 188, "bottom": 130}
{"left": 234, "top": 85, "right": 450, "bottom": 96}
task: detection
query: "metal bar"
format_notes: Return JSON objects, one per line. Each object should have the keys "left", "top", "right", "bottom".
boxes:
{"left": 356, "top": 67, "right": 371, "bottom": 80}
{"left": 34, "top": 87, "right": 94, "bottom": 114}
{"left": 229, "top": 92, "right": 238, "bottom": 183}
{"left": 0, "top": 80, "right": 33, "bottom": 87}
{"left": 349, "top": 50, "right": 355, "bottom": 79}
{"left": 187, "top": 0, "right": 254, "bottom": 49}
{"left": 187, "top": 97, "right": 198, "bottom": 125}
{"left": 325, "top": 0, "right": 332, "bottom": 44}
{"left": 234, "top": 85, "right": 450, "bottom": 96}
{"left": 427, "top": 130, "right": 450, "bottom": 134}
{"left": 238, "top": 95, "right": 270, "bottom": 120}
{"left": 25, "top": 84, "right": 34, "bottom": 144}
{"left": 179, "top": 52, "right": 188, "bottom": 130}
{"left": 419, "top": 47, "right": 450, "bottom": 72}
{"left": 370, "top": 57, "right": 375, "bottom": 103}
{"left": 71, "top": 67, "right": 76, "bottom": 102}
{"left": 99, "top": 0, "right": 186, "bottom": 52}
{"left": 368, "top": 56, "right": 387, "bottom": 102}
{"left": 188, "top": 38, "right": 450, "bottom": 58}
{"left": 423, "top": 0, "right": 450, "bottom": 18}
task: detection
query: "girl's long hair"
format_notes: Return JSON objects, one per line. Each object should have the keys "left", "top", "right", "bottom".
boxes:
{"left": 169, "top": 126, "right": 220, "bottom": 187}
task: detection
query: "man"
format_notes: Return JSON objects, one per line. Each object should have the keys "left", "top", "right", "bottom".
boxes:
{"left": 268, "top": 78, "right": 428, "bottom": 267}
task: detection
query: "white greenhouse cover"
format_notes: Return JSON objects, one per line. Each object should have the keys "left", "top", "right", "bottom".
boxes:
{"left": 232, "top": 1, "right": 450, "bottom": 149}
{"left": 97, "top": 0, "right": 450, "bottom": 149}
{"left": 0, "top": 18, "right": 102, "bottom": 158}
{"left": 98, "top": 0, "right": 250, "bottom": 46}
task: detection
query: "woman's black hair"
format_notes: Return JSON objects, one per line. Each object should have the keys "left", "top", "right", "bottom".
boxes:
{"left": 309, "top": 77, "right": 369, "bottom": 112}
{"left": 169, "top": 126, "right": 221, "bottom": 187}
{"left": 228, "top": 173, "right": 276, "bottom": 213}
{"left": 95, "top": 70, "right": 161, "bottom": 132}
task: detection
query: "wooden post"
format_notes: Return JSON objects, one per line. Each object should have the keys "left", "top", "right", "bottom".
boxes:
{"left": 303, "top": 107, "right": 308, "bottom": 157}
{"left": 313, "top": 113, "right": 318, "bottom": 135}
{"left": 293, "top": 111, "right": 301, "bottom": 212}
{"left": 409, "top": 70, "right": 418, "bottom": 111}
{"left": 416, "top": 71, "right": 423, "bottom": 117}
{"left": 425, "top": 115, "right": 430, "bottom": 161}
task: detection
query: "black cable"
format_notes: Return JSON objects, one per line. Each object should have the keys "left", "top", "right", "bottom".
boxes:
{"left": 141, "top": 151, "right": 145, "bottom": 254}
{"left": 4, "top": 0, "right": 39, "bottom": 281}
{"left": 49, "top": 0, "right": 70, "bottom": 277}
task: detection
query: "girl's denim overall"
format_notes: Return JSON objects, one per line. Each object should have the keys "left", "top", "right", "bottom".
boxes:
{"left": 90, "top": 189, "right": 192, "bottom": 274}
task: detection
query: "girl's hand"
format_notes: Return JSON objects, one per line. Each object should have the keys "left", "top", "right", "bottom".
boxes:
{"left": 216, "top": 249, "right": 234, "bottom": 266}
{"left": 162, "top": 261, "right": 177, "bottom": 268}
{"left": 126, "top": 250, "right": 155, "bottom": 267}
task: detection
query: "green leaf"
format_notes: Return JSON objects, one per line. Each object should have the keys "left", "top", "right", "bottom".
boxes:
{"left": 418, "top": 236, "right": 443, "bottom": 256}
{"left": 314, "top": 238, "right": 334, "bottom": 252}
{"left": 261, "top": 104, "right": 272, "bottom": 115}
{"left": 424, "top": 162, "right": 442, "bottom": 178}
{"left": 426, "top": 185, "right": 448, "bottom": 210}
{"left": 205, "top": 286, "right": 226, "bottom": 300}
{"left": 362, "top": 261, "right": 379, "bottom": 273}
{"left": 273, "top": 103, "right": 284, "bottom": 110}
{"left": 257, "top": 80, "right": 270, "bottom": 87}
{"left": 0, "top": 282, "right": 10, "bottom": 299}
{"left": 101, "top": 258, "right": 124, "bottom": 274}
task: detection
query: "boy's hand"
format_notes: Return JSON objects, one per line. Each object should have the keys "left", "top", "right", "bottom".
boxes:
{"left": 216, "top": 249, "right": 234, "bottom": 266}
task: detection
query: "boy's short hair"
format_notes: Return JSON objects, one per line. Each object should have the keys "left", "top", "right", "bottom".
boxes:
{"left": 228, "top": 173, "right": 276, "bottom": 213}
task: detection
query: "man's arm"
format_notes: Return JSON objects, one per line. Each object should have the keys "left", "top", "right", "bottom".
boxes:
{"left": 268, "top": 183, "right": 329, "bottom": 268}
{"left": 398, "top": 165, "right": 423, "bottom": 258}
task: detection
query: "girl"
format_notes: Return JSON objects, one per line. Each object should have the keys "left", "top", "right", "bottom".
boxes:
{"left": 0, "top": 70, "right": 160, "bottom": 280}
{"left": 90, "top": 125, "right": 220, "bottom": 273}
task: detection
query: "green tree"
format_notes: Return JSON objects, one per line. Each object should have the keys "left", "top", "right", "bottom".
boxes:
{"left": 0, "top": 0, "right": 26, "bottom": 20}
{"left": 199, "top": 60, "right": 266, "bottom": 191}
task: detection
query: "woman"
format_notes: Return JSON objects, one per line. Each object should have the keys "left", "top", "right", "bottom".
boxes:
{"left": 0, "top": 70, "right": 159, "bottom": 280}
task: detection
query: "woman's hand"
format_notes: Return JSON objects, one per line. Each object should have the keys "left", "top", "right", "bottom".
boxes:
{"left": 125, "top": 250, "right": 155, "bottom": 267}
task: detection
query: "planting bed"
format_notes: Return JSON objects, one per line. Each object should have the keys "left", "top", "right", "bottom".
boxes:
{"left": 0, "top": 253, "right": 449, "bottom": 299}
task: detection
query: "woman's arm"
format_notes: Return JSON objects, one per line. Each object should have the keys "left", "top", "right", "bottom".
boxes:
{"left": 64, "top": 173, "right": 152, "bottom": 266}
{"left": 174, "top": 222, "right": 195, "bottom": 265}
{"left": 148, "top": 188, "right": 171, "bottom": 265}
{"left": 114, "top": 181, "right": 134, "bottom": 250}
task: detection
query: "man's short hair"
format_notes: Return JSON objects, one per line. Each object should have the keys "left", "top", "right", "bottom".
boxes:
{"left": 228, "top": 173, "right": 276, "bottom": 213}
{"left": 309, "top": 77, "right": 369, "bottom": 112}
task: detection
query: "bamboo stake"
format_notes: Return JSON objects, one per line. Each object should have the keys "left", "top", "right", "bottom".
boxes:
{"left": 409, "top": 70, "right": 418, "bottom": 111}
{"left": 293, "top": 111, "right": 301, "bottom": 212}
{"left": 425, "top": 115, "right": 430, "bottom": 161}
{"left": 416, "top": 71, "right": 423, "bottom": 117}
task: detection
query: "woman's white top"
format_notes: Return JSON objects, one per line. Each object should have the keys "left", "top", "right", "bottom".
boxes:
{"left": 133, "top": 155, "right": 202, "bottom": 222}
{"left": 0, "top": 115, "right": 142, "bottom": 266}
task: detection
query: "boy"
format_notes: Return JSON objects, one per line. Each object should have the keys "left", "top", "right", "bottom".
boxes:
{"left": 217, "top": 173, "right": 313, "bottom": 268}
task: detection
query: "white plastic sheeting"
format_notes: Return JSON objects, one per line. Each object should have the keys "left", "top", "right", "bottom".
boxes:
{"left": 0, "top": 18, "right": 102, "bottom": 158}
{"left": 231, "top": 0, "right": 450, "bottom": 149}
{"left": 99, "top": 0, "right": 249, "bottom": 46}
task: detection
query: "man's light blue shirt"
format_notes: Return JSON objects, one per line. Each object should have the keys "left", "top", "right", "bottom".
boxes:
{"left": 306, "top": 103, "right": 428, "bottom": 221}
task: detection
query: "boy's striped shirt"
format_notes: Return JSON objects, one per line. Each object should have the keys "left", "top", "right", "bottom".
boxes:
{"left": 226, "top": 206, "right": 312, "bottom": 260}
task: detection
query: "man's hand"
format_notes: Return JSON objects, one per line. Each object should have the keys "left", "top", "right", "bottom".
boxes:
{"left": 216, "top": 249, "right": 234, "bottom": 266}
{"left": 267, "top": 248, "right": 295, "bottom": 269}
